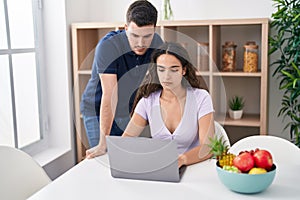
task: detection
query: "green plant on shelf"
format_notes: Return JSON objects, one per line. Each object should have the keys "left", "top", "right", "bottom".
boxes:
{"left": 229, "top": 96, "right": 245, "bottom": 111}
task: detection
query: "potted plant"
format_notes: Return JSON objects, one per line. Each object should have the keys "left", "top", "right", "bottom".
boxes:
{"left": 269, "top": 0, "right": 300, "bottom": 147}
{"left": 228, "top": 96, "right": 245, "bottom": 120}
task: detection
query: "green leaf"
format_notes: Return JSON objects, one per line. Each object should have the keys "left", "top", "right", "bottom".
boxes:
{"left": 292, "top": 13, "right": 300, "bottom": 22}
{"left": 281, "top": 70, "right": 295, "bottom": 80}
{"left": 292, "top": 78, "right": 299, "bottom": 88}
{"left": 280, "top": 82, "right": 293, "bottom": 90}
{"left": 268, "top": 47, "right": 278, "bottom": 55}
{"left": 292, "top": 62, "right": 300, "bottom": 77}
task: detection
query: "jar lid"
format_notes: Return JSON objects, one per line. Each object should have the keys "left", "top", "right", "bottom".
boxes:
{"left": 245, "top": 41, "right": 256, "bottom": 45}
{"left": 244, "top": 44, "right": 258, "bottom": 49}
{"left": 244, "top": 41, "right": 258, "bottom": 49}
{"left": 222, "top": 41, "right": 237, "bottom": 48}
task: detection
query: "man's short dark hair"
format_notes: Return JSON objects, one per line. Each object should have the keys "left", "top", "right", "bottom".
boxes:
{"left": 126, "top": 0, "right": 158, "bottom": 27}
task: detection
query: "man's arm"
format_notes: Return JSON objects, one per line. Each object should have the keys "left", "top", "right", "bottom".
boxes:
{"left": 86, "top": 73, "right": 117, "bottom": 159}
{"left": 99, "top": 73, "right": 118, "bottom": 140}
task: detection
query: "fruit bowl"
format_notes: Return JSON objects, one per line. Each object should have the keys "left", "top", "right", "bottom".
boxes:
{"left": 216, "top": 161, "right": 276, "bottom": 194}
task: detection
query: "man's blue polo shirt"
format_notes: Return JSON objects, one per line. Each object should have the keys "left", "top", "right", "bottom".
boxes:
{"left": 80, "top": 30, "right": 163, "bottom": 118}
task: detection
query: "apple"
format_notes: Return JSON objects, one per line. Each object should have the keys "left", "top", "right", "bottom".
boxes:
{"left": 233, "top": 152, "right": 255, "bottom": 172}
{"left": 252, "top": 149, "right": 273, "bottom": 170}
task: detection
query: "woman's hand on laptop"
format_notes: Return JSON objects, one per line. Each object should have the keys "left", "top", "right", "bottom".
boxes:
{"left": 178, "top": 154, "right": 187, "bottom": 168}
{"left": 85, "top": 144, "right": 107, "bottom": 159}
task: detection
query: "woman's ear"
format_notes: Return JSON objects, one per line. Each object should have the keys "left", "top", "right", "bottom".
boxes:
{"left": 182, "top": 67, "right": 187, "bottom": 75}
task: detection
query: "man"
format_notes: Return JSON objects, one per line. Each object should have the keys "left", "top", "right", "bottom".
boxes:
{"left": 80, "top": 0, "right": 163, "bottom": 158}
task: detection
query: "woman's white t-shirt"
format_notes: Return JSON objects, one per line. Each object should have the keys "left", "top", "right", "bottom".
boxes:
{"left": 134, "top": 87, "right": 214, "bottom": 155}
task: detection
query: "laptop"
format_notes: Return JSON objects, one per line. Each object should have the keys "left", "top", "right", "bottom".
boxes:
{"left": 106, "top": 136, "right": 187, "bottom": 182}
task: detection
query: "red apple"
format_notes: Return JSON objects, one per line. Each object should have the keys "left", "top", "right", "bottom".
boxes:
{"left": 253, "top": 149, "right": 273, "bottom": 170}
{"left": 233, "top": 152, "right": 255, "bottom": 172}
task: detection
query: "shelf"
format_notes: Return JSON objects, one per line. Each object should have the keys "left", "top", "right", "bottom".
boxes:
{"left": 78, "top": 70, "right": 92, "bottom": 75}
{"left": 71, "top": 22, "right": 124, "bottom": 29}
{"left": 215, "top": 114, "right": 260, "bottom": 127}
{"left": 196, "top": 71, "right": 210, "bottom": 76}
{"left": 213, "top": 71, "right": 261, "bottom": 77}
{"left": 158, "top": 18, "right": 269, "bottom": 26}
{"left": 72, "top": 18, "right": 268, "bottom": 163}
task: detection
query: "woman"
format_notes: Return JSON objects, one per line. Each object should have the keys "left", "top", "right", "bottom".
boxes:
{"left": 87, "top": 42, "right": 214, "bottom": 167}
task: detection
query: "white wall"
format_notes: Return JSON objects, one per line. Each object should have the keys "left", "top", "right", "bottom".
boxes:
{"left": 68, "top": 0, "right": 275, "bottom": 22}
{"left": 37, "top": 0, "right": 76, "bottom": 180}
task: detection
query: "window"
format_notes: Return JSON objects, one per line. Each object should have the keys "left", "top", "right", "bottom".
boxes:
{"left": 0, "top": 0, "right": 46, "bottom": 152}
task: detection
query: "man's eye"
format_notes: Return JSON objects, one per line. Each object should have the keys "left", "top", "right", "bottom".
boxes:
{"left": 171, "top": 69, "right": 179, "bottom": 72}
{"left": 131, "top": 34, "right": 139, "bottom": 38}
{"left": 158, "top": 69, "right": 165, "bottom": 72}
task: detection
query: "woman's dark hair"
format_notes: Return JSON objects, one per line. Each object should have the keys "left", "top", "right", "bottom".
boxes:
{"left": 131, "top": 42, "right": 201, "bottom": 116}
{"left": 126, "top": 0, "right": 158, "bottom": 27}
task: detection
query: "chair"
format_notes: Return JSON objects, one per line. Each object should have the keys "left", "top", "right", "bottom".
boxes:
{"left": 230, "top": 135, "right": 300, "bottom": 164}
{"left": 0, "top": 146, "right": 51, "bottom": 200}
{"left": 214, "top": 121, "right": 231, "bottom": 147}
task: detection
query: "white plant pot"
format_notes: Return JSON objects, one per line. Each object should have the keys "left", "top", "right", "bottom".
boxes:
{"left": 229, "top": 109, "right": 243, "bottom": 120}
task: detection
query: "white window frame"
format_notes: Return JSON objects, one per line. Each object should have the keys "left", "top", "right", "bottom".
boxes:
{"left": 0, "top": 0, "right": 49, "bottom": 155}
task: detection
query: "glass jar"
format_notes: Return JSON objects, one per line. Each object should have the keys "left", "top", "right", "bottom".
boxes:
{"left": 222, "top": 41, "right": 237, "bottom": 72}
{"left": 243, "top": 41, "right": 258, "bottom": 72}
{"left": 197, "top": 42, "right": 209, "bottom": 71}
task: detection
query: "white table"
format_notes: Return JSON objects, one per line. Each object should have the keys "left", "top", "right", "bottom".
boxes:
{"left": 28, "top": 155, "right": 299, "bottom": 200}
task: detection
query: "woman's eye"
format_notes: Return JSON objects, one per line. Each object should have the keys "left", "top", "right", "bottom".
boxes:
{"left": 171, "top": 69, "right": 179, "bottom": 72}
{"left": 158, "top": 69, "right": 165, "bottom": 72}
